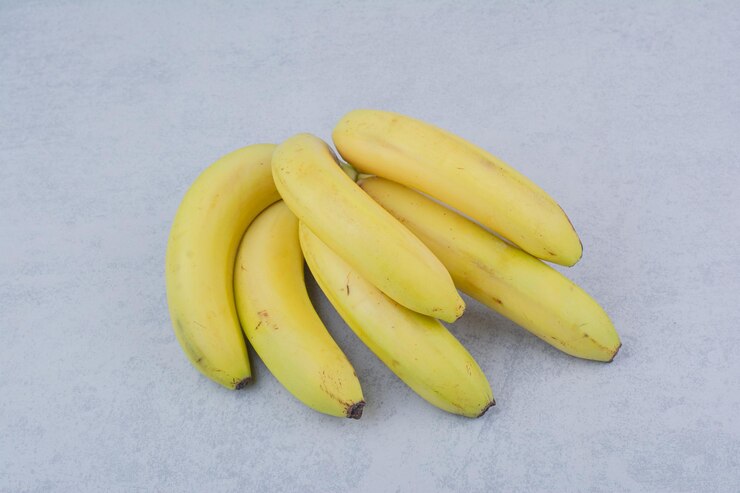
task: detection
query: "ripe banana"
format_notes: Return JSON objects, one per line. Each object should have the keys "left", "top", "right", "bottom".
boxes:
{"left": 360, "top": 177, "right": 621, "bottom": 362}
{"left": 333, "top": 109, "right": 583, "bottom": 266}
{"left": 166, "top": 144, "right": 279, "bottom": 389}
{"left": 271, "top": 133, "right": 464, "bottom": 323}
{"left": 300, "top": 222, "right": 494, "bottom": 418}
{"left": 234, "top": 201, "right": 365, "bottom": 418}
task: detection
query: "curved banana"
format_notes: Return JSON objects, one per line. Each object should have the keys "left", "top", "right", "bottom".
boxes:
{"left": 271, "top": 133, "right": 464, "bottom": 323}
{"left": 360, "top": 177, "right": 621, "bottom": 362}
{"left": 333, "top": 109, "right": 583, "bottom": 266}
{"left": 234, "top": 201, "right": 364, "bottom": 418}
{"left": 299, "top": 222, "right": 494, "bottom": 418}
{"left": 166, "top": 144, "right": 279, "bottom": 389}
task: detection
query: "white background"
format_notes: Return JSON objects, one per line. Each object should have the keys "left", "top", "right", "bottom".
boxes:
{"left": 2, "top": 1, "right": 739, "bottom": 491}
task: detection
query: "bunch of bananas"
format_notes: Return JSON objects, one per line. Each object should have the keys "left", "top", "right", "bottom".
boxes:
{"left": 165, "top": 110, "right": 621, "bottom": 419}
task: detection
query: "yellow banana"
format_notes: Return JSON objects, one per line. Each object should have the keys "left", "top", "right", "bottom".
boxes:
{"left": 333, "top": 109, "right": 583, "bottom": 266}
{"left": 299, "top": 222, "right": 494, "bottom": 418}
{"left": 360, "top": 177, "right": 621, "bottom": 362}
{"left": 271, "top": 133, "right": 464, "bottom": 323}
{"left": 234, "top": 202, "right": 364, "bottom": 418}
{"left": 165, "top": 144, "right": 279, "bottom": 389}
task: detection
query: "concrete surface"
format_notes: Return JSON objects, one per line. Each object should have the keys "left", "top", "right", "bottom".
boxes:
{"left": 2, "top": 1, "right": 739, "bottom": 491}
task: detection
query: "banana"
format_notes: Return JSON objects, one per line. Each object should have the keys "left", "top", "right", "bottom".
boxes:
{"left": 300, "top": 222, "right": 494, "bottom": 418}
{"left": 360, "top": 177, "right": 621, "bottom": 362}
{"left": 166, "top": 144, "right": 279, "bottom": 389}
{"left": 333, "top": 109, "right": 583, "bottom": 266}
{"left": 234, "top": 201, "right": 364, "bottom": 418}
{"left": 271, "top": 133, "right": 464, "bottom": 323}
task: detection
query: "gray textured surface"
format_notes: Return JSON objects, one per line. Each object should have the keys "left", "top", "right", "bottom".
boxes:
{"left": 2, "top": 1, "right": 739, "bottom": 491}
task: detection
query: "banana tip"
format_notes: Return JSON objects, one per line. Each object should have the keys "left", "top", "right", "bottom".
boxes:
{"left": 234, "top": 376, "right": 252, "bottom": 390}
{"left": 346, "top": 401, "right": 365, "bottom": 419}
{"left": 441, "top": 300, "right": 466, "bottom": 323}
{"left": 477, "top": 399, "right": 495, "bottom": 418}
{"left": 607, "top": 342, "right": 623, "bottom": 363}
{"left": 456, "top": 302, "right": 466, "bottom": 319}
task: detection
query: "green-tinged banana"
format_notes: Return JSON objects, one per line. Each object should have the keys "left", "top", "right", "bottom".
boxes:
{"left": 333, "top": 109, "right": 582, "bottom": 266}
{"left": 166, "top": 144, "right": 279, "bottom": 389}
{"left": 271, "top": 133, "right": 464, "bottom": 323}
{"left": 234, "top": 201, "right": 364, "bottom": 418}
{"left": 299, "top": 222, "right": 494, "bottom": 418}
{"left": 360, "top": 177, "right": 620, "bottom": 362}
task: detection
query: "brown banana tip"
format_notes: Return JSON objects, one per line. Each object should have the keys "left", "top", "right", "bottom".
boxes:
{"left": 346, "top": 401, "right": 365, "bottom": 419}
{"left": 234, "top": 376, "right": 252, "bottom": 390}
{"left": 607, "top": 343, "right": 623, "bottom": 363}
{"left": 477, "top": 400, "right": 495, "bottom": 418}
